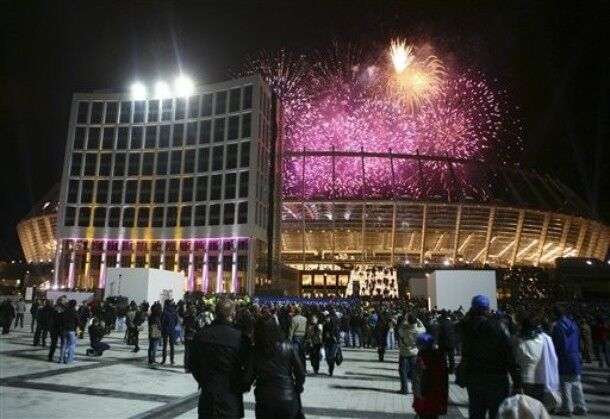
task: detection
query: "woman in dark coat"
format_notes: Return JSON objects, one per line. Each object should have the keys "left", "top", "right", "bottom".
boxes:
{"left": 374, "top": 311, "right": 390, "bottom": 362}
{"left": 323, "top": 310, "right": 341, "bottom": 376}
{"left": 412, "top": 333, "right": 448, "bottom": 419}
{"left": 249, "top": 316, "right": 305, "bottom": 419}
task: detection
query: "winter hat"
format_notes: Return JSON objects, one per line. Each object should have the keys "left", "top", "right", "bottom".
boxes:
{"left": 471, "top": 295, "right": 490, "bottom": 311}
{"left": 416, "top": 333, "right": 434, "bottom": 348}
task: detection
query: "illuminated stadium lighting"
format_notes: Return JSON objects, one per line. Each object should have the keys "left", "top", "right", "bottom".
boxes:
{"left": 586, "top": 260, "right": 593, "bottom": 265}
{"left": 443, "top": 259, "right": 451, "bottom": 266}
{"left": 154, "top": 81, "right": 172, "bottom": 99}
{"left": 130, "top": 82, "right": 147, "bottom": 100}
{"left": 174, "top": 74, "right": 195, "bottom": 97}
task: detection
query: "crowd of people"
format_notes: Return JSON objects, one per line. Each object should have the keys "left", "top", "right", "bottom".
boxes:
{"left": 1, "top": 292, "right": 609, "bottom": 418}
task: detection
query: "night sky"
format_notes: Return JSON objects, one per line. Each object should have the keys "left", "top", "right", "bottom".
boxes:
{"left": 1, "top": 0, "right": 609, "bottom": 259}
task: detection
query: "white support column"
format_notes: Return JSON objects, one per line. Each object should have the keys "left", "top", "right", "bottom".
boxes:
{"left": 99, "top": 240, "right": 108, "bottom": 289}
{"left": 67, "top": 246, "right": 76, "bottom": 289}
{"left": 159, "top": 241, "right": 166, "bottom": 270}
{"left": 53, "top": 239, "right": 62, "bottom": 287}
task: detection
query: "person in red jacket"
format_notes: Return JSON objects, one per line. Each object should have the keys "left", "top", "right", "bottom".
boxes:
{"left": 412, "top": 333, "right": 448, "bottom": 419}
{"left": 593, "top": 316, "right": 609, "bottom": 368}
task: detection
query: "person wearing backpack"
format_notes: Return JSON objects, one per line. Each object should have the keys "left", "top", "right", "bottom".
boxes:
{"left": 306, "top": 313, "right": 323, "bottom": 374}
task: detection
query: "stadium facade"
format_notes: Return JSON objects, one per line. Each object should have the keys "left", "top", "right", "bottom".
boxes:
{"left": 50, "top": 75, "right": 609, "bottom": 295}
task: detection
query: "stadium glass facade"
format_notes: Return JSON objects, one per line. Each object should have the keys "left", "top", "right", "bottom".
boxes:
{"left": 54, "top": 75, "right": 278, "bottom": 294}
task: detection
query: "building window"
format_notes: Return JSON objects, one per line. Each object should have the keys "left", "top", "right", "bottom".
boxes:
{"left": 202, "top": 94, "right": 213, "bottom": 116}
{"left": 184, "top": 149, "right": 195, "bottom": 173}
{"left": 186, "top": 122, "right": 197, "bottom": 145}
{"left": 237, "top": 201, "right": 248, "bottom": 224}
{"left": 67, "top": 180, "right": 79, "bottom": 203}
{"left": 210, "top": 174, "right": 222, "bottom": 200}
{"left": 80, "top": 180, "right": 93, "bottom": 204}
{"left": 226, "top": 144, "right": 238, "bottom": 169}
{"left": 99, "top": 154, "right": 112, "bottom": 176}
{"left": 239, "top": 171, "right": 249, "bottom": 198}
{"left": 117, "top": 127, "right": 129, "bottom": 149}
{"left": 224, "top": 173, "right": 236, "bottom": 199}
{"left": 182, "top": 177, "right": 194, "bottom": 202}
{"left": 119, "top": 101, "right": 131, "bottom": 123}
{"left": 142, "top": 152, "right": 154, "bottom": 175}
{"left": 133, "top": 101, "right": 145, "bottom": 123}
{"left": 102, "top": 127, "right": 115, "bottom": 149}
{"left": 240, "top": 142, "right": 250, "bottom": 167}
{"left": 70, "top": 153, "right": 82, "bottom": 176}
{"left": 147, "top": 100, "right": 159, "bottom": 122}
{"left": 156, "top": 151, "right": 168, "bottom": 175}
{"left": 173, "top": 124, "right": 184, "bottom": 147}
{"left": 159, "top": 125, "right": 171, "bottom": 147}
{"left": 90, "top": 102, "right": 103, "bottom": 124}
{"left": 242, "top": 113, "right": 251, "bottom": 138}
{"left": 113, "top": 153, "right": 126, "bottom": 176}
{"left": 123, "top": 207, "right": 135, "bottom": 227}
{"left": 166, "top": 206, "right": 177, "bottom": 227}
{"left": 152, "top": 207, "right": 164, "bottom": 227}
{"left": 93, "top": 207, "right": 106, "bottom": 227}
{"left": 145, "top": 126, "right": 157, "bottom": 148}
{"left": 188, "top": 95, "right": 200, "bottom": 118}
{"left": 137, "top": 207, "right": 150, "bottom": 227}
{"left": 125, "top": 180, "right": 137, "bottom": 203}
{"left": 65, "top": 207, "right": 76, "bottom": 226}
{"left": 74, "top": 127, "right": 86, "bottom": 149}
{"left": 170, "top": 150, "right": 182, "bottom": 174}
{"left": 215, "top": 91, "right": 227, "bottom": 115}
{"left": 199, "top": 120, "right": 211, "bottom": 144}
{"left": 228, "top": 115, "right": 240, "bottom": 140}
{"left": 194, "top": 205, "right": 206, "bottom": 225}
{"left": 213, "top": 118, "right": 225, "bottom": 142}
{"left": 212, "top": 145, "right": 224, "bottom": 171}
{"left": 95, "top": 180, "right": 109, "bottom": 204}
{"left": 209, "top": 204, "right": 220, "bottom": 225}
{"left": 196, "top": 176, "right": 208, "bottom": 201}
{"left": 243, "top": 85, "right": 253, "bottom": 109}
{"left": 198, "top": 148, "right": 209, "bottom": 172}
{"left": 105, "top": 102, "right": 118, "bottom": 123}
{"left": 180, "top": 206, "right": 192, "bottom": 226}
{"left": 127, "top": 153, "right": 140, "bottom": 176}
{"left": 161, "top": 99, "right": 173, "bottom": 121}
{"left": 108, "top": 207, "right": 121, "bottom": 227}
{"left": 175, "top": 98, "right": 186, "bottom": 120}
{"left": 229, "top": 88, "right": 241, "bottom": 113}
{"left": 78, "top": 207, "right": 91, "bottom": 227}
{"left": 167, "top": 178, "right": 180, "bottom": 202}
{"left": 111, "top": 180, "right": 123, "bottom": 203}
{"left": 87, "top": 128, "right": 100, "bottom": 150}
{"left": 131, "top": 126, "right": 143, "bottom": 149}
{"left": 139, "top": 179, "right": 152, "bottom": 203}
{"left": 84, "top": 153, "right": 97, "bottom": 176}
{"left": 154, "top": 179, "right": 166, "bottom": 203}
{"left": 223, "top": 203, "right": 235, "bottom": 224}
{"left": 77, "top": 102, "right": 89, "bottom": 124}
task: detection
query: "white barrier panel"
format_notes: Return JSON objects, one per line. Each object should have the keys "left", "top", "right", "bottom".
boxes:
{"left": 429, "top": 270, "right": 497, "bottom": 312}
{"left": 105, "top": 268, "right": 185, "bottom": 304}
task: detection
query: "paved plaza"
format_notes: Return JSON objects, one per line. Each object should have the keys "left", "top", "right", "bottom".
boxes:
{"left": 1, "top": 317, "right": 609, "bottom": 418}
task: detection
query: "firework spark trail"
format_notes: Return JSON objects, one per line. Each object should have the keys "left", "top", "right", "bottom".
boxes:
{"left": 243, "top": 40, "right": 522, "bottom": 199}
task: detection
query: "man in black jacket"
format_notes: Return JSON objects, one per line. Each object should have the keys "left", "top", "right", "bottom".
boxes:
{"left": 460, "top": 295, "right": 522, "bottom": 419}
{"left": 34, "top": 299, "right": 52, "bottom": 346}
{"left": 438, "top": 310, "right": 456, "bottom": 373}
{"left": 190, "top": 299, "right": 249, "bottom": 418}
{"left": 48, "top": 296, "right": 66, "bottom": 362}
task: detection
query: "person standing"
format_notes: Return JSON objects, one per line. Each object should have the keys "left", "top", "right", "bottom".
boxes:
{"left": 460, "top": 295, "right": 522, "bottom": 419}
{"left": 190, "top": 299, "right": 249, "bottom": 418}
{"left": 34, "top": 299, "right": 52, "bottom": 346}
{"left": 1, "top": 299, "right": 16, "bottom": 334}
{"left": 386, "top": 315, "right": 397, "bottom": 350}
{"left": 288, "top": 306, "right": 307, "bottom": 371}
{"left": 374, "top": 312, "right": 389, "bottom": 362}
{"left": 412, "top": 333, "right": 448, "bottom": 419}
{"left": 305, "top": 313, "right": 323, "bottom": 374}
{"left": 351, "top": 310, "right": 364, "bottom": 348}
{"left": 515, "top": 317, "right": 548, "bottom": 403}
{"left": 438, "top": 310, "right": 457, "bottom": 373}
{"left": 552, "top": 306, "right": 587, "bottom": 416}
{"left": 322, "top": 310, "right": 340, "bottom": 376}
{"left": 30, "top": 299, "right": 41, "bottom": 333}
{"left": 398, "top": 314, "right": 426, "bottom": 394}
{"left": 147, "top": 302, "right": 162, "bottom": 367}
{"left": 248, "top": 316, "right": 306, "bottom": 419}
{"left": 48, "top": 296, "right": 66, "bottom": 362}
{"left": 59, "top": 300, "right": 78, "bottom": 364}
{"left": 578, "top": 317, "right": 593, "bottom": 364}
{"left": 14, "top": 298, "right": 26, "bottom": 329}
{"left": 77, "top": 303, "right": 90, "bottom": 339}
{"left": 161, "top": 300, "right": 179, "bottom": 365}
{"left": 182, "top": 304, "right": 200, "bottom": 373}
{"left": 593, "top": 316, "right": 609, "bottom": 368}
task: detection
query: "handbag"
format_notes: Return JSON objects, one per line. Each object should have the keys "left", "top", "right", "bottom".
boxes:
{"left": 335, "top": 347, "right": 343, "bottom": 366}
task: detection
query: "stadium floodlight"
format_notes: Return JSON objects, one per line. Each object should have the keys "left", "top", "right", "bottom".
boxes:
{"left": 130, "top": 82, "right": 147, "bottom": 100}
{"left": 154, "top": 80, "right": 172, "bottom": 99}
{"left": 174, "top": 74, "right": 194, "bottom": 97}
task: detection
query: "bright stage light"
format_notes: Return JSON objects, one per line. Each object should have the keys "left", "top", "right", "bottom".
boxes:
{"left": 154, "top": 81, "right": 171, "bottom": 99}
{"left": 130, "top": 82, "right": 147, "bottom": 100}
{"left": 174, "top": 75, "right": 194, "bottom": 97}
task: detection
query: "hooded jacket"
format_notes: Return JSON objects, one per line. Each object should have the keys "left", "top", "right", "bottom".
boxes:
{"left": 399, "top": 319, "right": 426, "bottom": 357}
{"left": 516, "top": 333, "right": 544, "bottom": 384}
{"left": 551, "top": 315, "right": 582, "bottom": 375}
